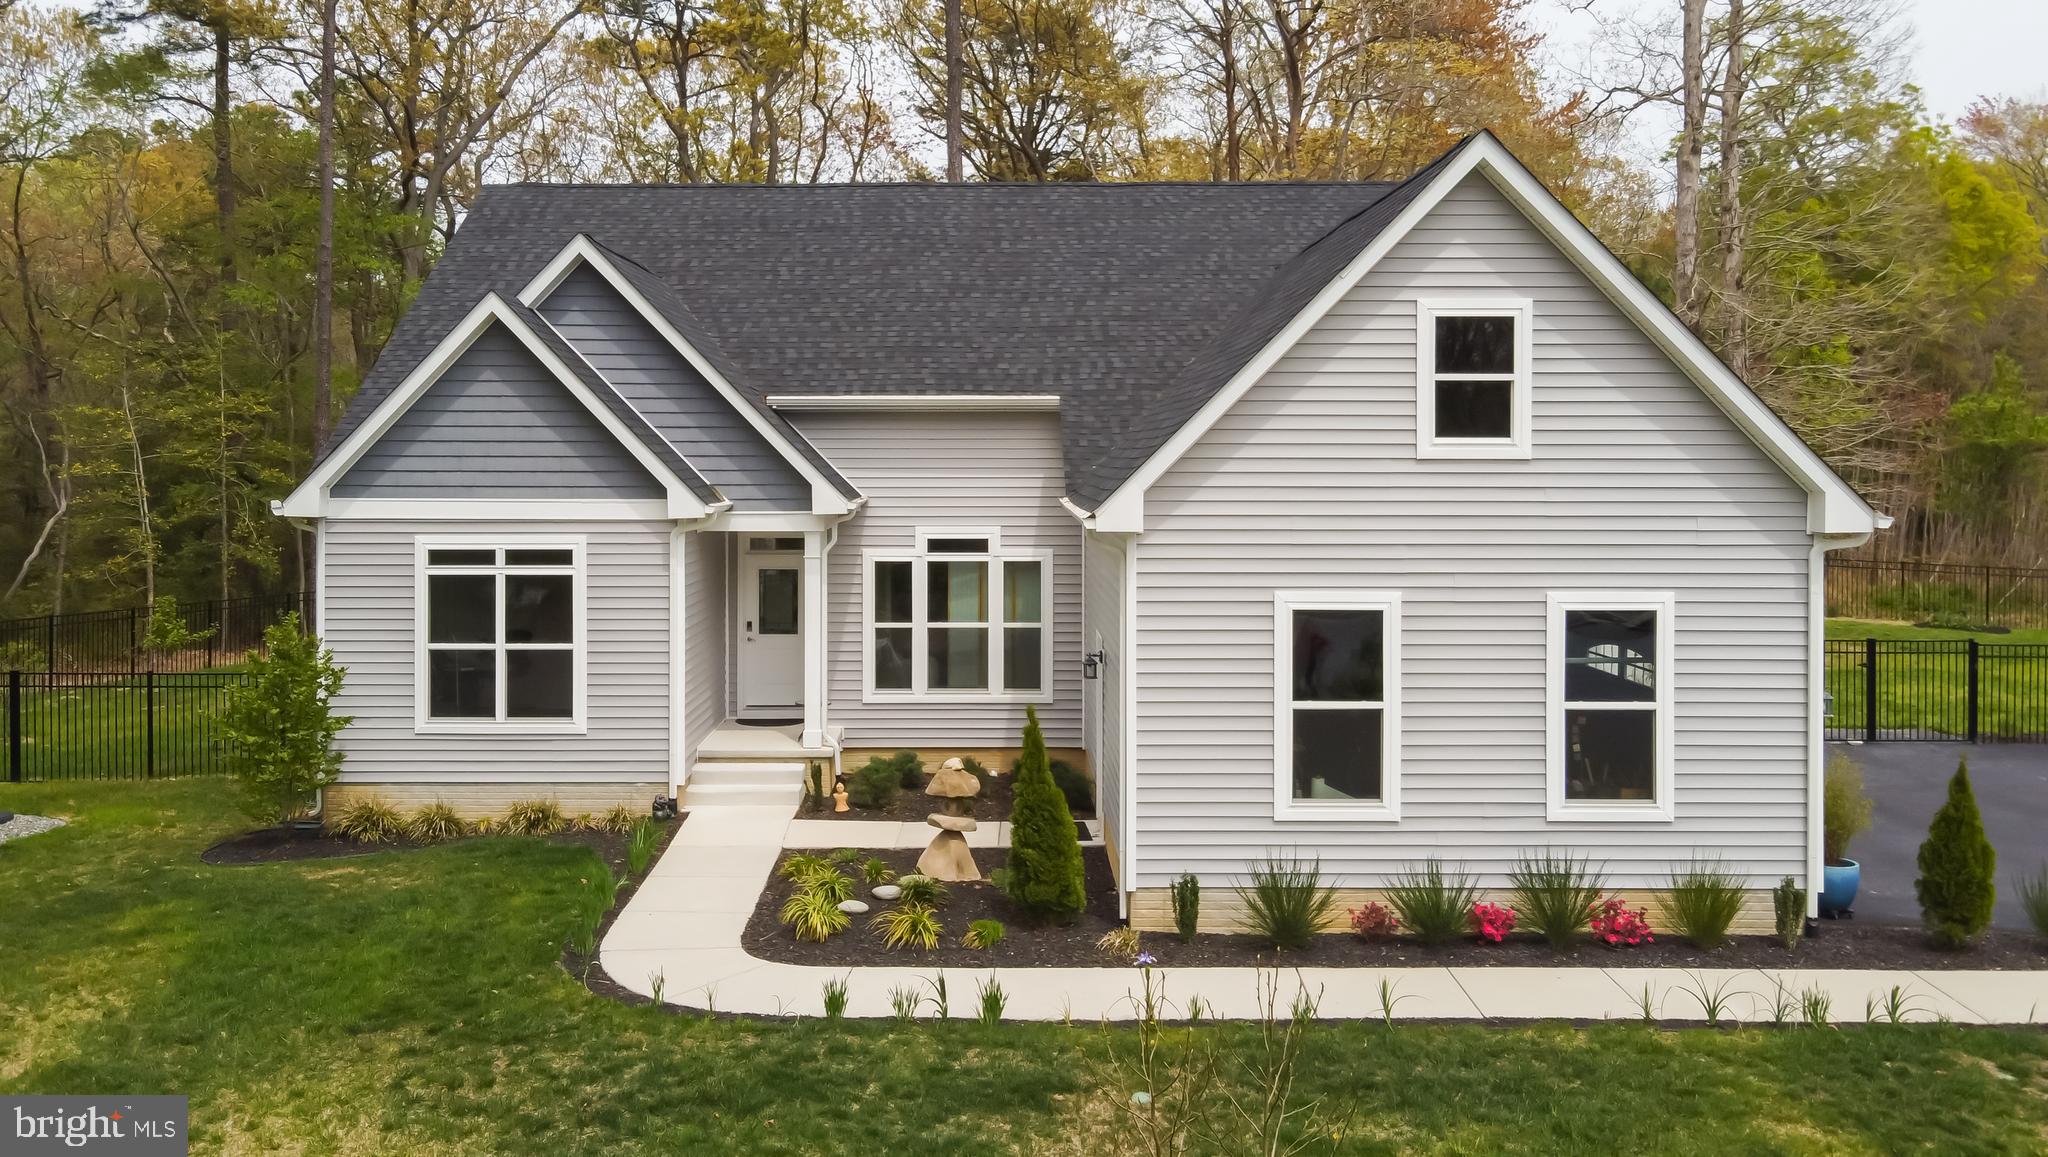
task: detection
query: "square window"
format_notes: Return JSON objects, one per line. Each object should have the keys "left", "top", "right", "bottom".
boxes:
{"left": 428, "top": 575, "right": 495, "bottom": 644}
{"left": 1433, "top": 380, "right": 1514, "bottom": 439}
{"left": 429, "top": 650, "right": 496, "bottom": 718}
{"left": 929, "top": 627, "right": 988, "bottom": 689}
{"left": 505, "top": 574, "right": 573, "bottom": 643}
{"left": 1563, "top": 609, "right": 1657, "bottom": 702}
{"left": 506, "top": 650, "right": 574, "bottom": 718}
{"left": 422, "top": 542, "right": 582, "bottom": 726}
{"left": 1292, "top": 708, "right": 1383, "bottom": 801}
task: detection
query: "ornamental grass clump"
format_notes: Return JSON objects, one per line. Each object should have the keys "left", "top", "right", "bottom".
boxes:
{"left": 964, "top": 919, "right": 1006, "bottom": 950}
{"left": 1825, "top": 753, "right": 1873, "bottom": 865}
{"left": 893, "top": 873, "right": 949, "bottom": 906}
{"left": 330, "top": 796, "right": 404, "bottom": 843}
{"left": 1916, "top": 757, "right": 1997, "bottom": 949}
{"left": 1663, "top": 858, "right": 1747, "bottom": 949}
{"left": 871, "top": 903, "right": 943, "bottom": 951}
{"left": 781, "top": 888, "right": 851, "bottom": 943}
{"left": 1386, "top": 858, "right": 1480, "bottom": 945}
{"left": 626, "top": 818, "right": 658, "bottom": 876}
{"left": 1000, "top": 705, "right": 1086, "bottom": 919}
{"left": 1238, "top": 855, "right": 1338, "bottom": 950}
{"left": 500, "top": 799, "right": 568, "bottom": 836}
{"left": 1507, "top": 851, "right": 1604, "bottom": 949}
{"left": 2016, "top": 866, "right": 2048, "bottom": 943}
{"left": 405, "top": 802, "right": 470, "bottom": 843}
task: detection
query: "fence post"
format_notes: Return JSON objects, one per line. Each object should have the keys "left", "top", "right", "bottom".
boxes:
{"left": 146, "top": 670, "right": 157, "bottom": 779}
{"left": 7, "top": 670, "right": 20, "bottom": 782}
{"left": 1864, "top": 637, "right": 1879, "bottom": 743}
{"left": 1967, "top": 638, "right": 1980, "bottom": 744}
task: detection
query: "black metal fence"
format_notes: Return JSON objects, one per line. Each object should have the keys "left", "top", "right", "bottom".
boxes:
{"left": 1827, "top": 559, "right": 2048, "bottom": 631}
{"left": 1825, "top": 639, "right": 2048, "bottom": 743}
{"left": 4, "top": 670, "right": 251, "bottom": 781}
{"left": 0, "top": 591, "right": 310, "bottom": 674}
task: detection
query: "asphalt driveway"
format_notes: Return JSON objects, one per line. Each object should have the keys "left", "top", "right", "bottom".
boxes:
{"left": 1829, "top": 741, "right": 2048, "bottom": 928}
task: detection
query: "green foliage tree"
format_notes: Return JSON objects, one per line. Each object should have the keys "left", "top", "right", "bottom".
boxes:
{"left": 999, "top": 704, "right": 1084, "bottom": 918}
{"left": 220, "top": 613, "right": 351, "bottom": 824}
{"left": 1915, "top": 757, "right": 1997, "bottom": 949}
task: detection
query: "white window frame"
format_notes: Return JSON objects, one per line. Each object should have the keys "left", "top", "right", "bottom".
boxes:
{"left": 1272, "top": 590, "right": 1402, "bottom": 822}
{"left": 862, "top": 528, "right": 1052, "bottom": 705}
{"left": 1546, "top": 590, "right": 1676, "bottom": 822}
{"left": 1415, "top": 297, "right": 1534, "bottom": 459}
{"left": 414, "top": 535, "right": 589, "bottom": 734}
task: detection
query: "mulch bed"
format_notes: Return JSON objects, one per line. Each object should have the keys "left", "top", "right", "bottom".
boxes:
{"left": 203, "top": 815, "right": 681, "bottom": 878}
{"left": 805, "top": 772, "right": 1094, "bottom": 824}
{"left": 745, "top": 847, "right": 2048, "bottom": 971}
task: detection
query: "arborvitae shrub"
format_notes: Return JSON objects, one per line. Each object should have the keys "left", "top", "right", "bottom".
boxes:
{"left": 999, "top": 705, "right": 1085, "bottom": 918}
{"left": 1916, "top": 757, "right": 1997, "bottom": 949}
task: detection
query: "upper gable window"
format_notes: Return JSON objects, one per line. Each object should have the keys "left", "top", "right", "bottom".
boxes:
{"left": 1416, "top": 299, "right": 1533, "bottom": 459}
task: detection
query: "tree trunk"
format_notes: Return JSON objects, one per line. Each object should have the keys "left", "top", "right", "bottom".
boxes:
{"left": 1716, "top": 0, "right": 1748, "bottom": 378}
{"left": 1220, "top": 1, "right": 1240, "bottom": 181}
{"left": 312, "top": 0, "right": 336, "bottom": 453}
{"left": 212, "top": 21, "right": 237, "bottom": 285}
{"left": 944, "top": 0, "right": 964, "bottom": 181}
{"left": 1673, "top": 0, "right": 1705, "bottom": 327}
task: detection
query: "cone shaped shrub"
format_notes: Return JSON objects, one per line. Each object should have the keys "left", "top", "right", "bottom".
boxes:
{"left": 1916, "top": 757, "right": 1997, "bottom": 949}
{"left": 1000, "top": 705, "right": 1085, "bottom": 918}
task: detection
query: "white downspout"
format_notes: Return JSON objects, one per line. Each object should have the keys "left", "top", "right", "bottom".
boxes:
{"left": 1808, "top": 530, "right": 1873, "bottom": 917}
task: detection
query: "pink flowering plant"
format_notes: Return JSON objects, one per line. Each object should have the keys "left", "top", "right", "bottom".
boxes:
{"left": 1348, "top": 902, "right": 1400, "bottom": 939}
{"left": 1589, "top": 897, "right": 1654, "bottom": 948}
{"left": 1470, "top": 902, "right": 1517, "bottom": 943}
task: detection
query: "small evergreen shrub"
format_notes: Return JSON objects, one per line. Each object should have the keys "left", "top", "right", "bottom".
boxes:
{"left": 222, "top": 614, "right": 351, "bottom": 824}
{"left": 804, "top": 761, "right": 829, "bottom": 813}
{"left": 1916, "top": 757, "right": 1997, "bottom": 949}
{"left": 2015, "top": 866, "right": 2048, "bottom": 942}
{"left": 1386, "top": 858, "right": 1480, "bottom": 945}
{"left": 1507, "top": 851, "right": 1604, "bottom": 949}
{"left": 500, "top": 799, "right": 568, "bottom": 836}
{"left": 890, "top": 749, "right": 925, "bottom": 789}
{"left": 1824, "top": 753, "right": 1873, "bottom": 864}
{"left": 964, "top": 919, "right": 1006, "bottom": 949}
{"left": 1238, "top": 855, "right": 1338, "bottom": 950}
{"left": 329, "top": 796, "right": 404, "bottom": 843}
{"left": 860, "top": 857, "right": 896, "bottom": 884}
{"left": 1772, "top": 876, "right": 1805, "bottom": 950}
{"left": 405, "top": 802, "right": 470, "bottom": 842}
{"left": 1662, "top": 859, "right": 1747, "bottom": 949}
{"left": 999, "top": 705, "right": 1086, "bottom": 918}
{"left": 847, "top": 757, "right": 900, "bottom": 809}
{"left": 1170, "top": 872, "right": 1201, "bottom": 942}
{"left": 870, "top": 903, "right": 942, "bottom": 950}
{"left": 1048, "top": 759, "right": 1093, "bottom": 813}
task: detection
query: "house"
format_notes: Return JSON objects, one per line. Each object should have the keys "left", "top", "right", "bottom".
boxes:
{"left": 276, "top": 132, "right": 1884, "bottom": 930}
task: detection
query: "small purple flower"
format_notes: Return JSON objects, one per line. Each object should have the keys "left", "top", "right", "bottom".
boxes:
{"left": 1135, "top": 952, "right": 1157, "bottom": 966}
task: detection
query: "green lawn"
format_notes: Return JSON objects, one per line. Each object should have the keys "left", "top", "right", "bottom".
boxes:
{"left": 6, "top": 779, "right": 2048, "bottom": 1154}
{"left": 11, "top": 677, "right": 238, "bottom": 779}
{"left": 1826, "top": 620, "right": 2047, "bottom": 738}
{"left": 1829, "top": 619, "right": 2048, "bottom": 646}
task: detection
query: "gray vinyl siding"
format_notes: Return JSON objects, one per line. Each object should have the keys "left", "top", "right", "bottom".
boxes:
{"left": 538, "top": 265, "right": 811, "bottom": 510}
{"left": 792, "top": 411, "right": 1083, "bottom": 749}
{"left": 1084, "top": 530, "right": 1127, "bottom": 880}
{"left": 1132, "top": 173, "right": 1814, "bottom": 891}
{"left": 324, "top": 519, "right": 672, "bottom": 785}
{"left": 683, "top": 530, "right": 728, "bottom": 765}
{"left": 333, "top": 325, "right": 663, "bottom": 499}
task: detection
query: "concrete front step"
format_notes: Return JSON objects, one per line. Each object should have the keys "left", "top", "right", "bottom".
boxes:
{"left": 679, "top": 781, "right": 803, "bottom": 809}
{"left": 690, "top": 760, "right": 808, "bottom": 787}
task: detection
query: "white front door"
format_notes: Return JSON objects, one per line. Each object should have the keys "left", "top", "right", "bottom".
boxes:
{"left": 738, "top": 546, "right": 804, "bottom": 714}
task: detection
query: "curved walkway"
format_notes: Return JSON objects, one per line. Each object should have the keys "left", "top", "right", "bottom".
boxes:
{"left": 599, "top": 805, "right": 2048, "bottom": 1024}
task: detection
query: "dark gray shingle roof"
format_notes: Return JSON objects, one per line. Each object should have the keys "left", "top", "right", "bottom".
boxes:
{"left": 325, "top": 156, "right": 1488, "bottom": 507}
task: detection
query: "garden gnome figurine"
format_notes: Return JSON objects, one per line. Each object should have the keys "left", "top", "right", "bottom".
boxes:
{"left": 917, "top": 757, "right": 981, "bottom": 881}
{"left": 832, "top": 774, "right": 849, "bottom": 813}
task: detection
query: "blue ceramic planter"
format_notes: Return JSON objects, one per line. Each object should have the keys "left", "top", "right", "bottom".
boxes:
{"left": 1819, "top": 859, "right": 1860, "bottom": 916}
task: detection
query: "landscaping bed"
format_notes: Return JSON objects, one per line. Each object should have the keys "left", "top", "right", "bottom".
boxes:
{"left": 744, "top": 847, "right": 2048, "bottom": 971}
{"left": 204, "top": 815, "right": 681, "bottom": 878}
{"left": 808, "top": 765, "right": 1095, "bottom": 824}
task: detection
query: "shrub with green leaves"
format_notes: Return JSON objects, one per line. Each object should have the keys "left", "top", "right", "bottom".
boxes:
{"left": 1662, "top": 859, "right": 1747, "bottom": 949}
{"left": 222, "top": 614, "right": 351, "bottom": 824}
{"left": 779, "top": 853, "right": 832, "bottom": 882}
{"left": 870, "top": 902, "right": 942, "bottom": 950}
{"left": 1048, "top": 759, "right": 1092, "bottom": 813}
{"left": 781, "top": 888, "right": 851, "bottom": 943}
{"left": 590, "top": 804, "right": 639, "bottom": 835}
{"left": 1170, "top": 872, "right": 1201, "bottom": 943}
{"left": 964, "top": 919, "right": 1006, "bottom": 950}
{"left": 1508, "top": 851, "right": 1605, "bottom": 949}
{"left": 405, "top": 802, "right": 470, "bottom": 843}
{"left": 142, "top": 595, "right": 214, "bottom": 656}
{"left": 500, "top": 799, "right": 568, "bottom": 836}
{"left": 0, "top": 639, "right": 48, "bottom": 672}
{"left": 1239, "top": 855, "right": 1337, "bottom": 950}
{"left": 860, "top": 857, "right": 896, "bottom": 885}
{"left": 1772, "top": 876, "right": 1805, "bottom": 950}
{"left": 1000, "top": 705, "right": 1086, "bottom": 918}
{"left": 889, "top": 750, "right": 925, "bottom": 789}
{"left": 847, "top": 757, "right": 900, "bottom": 809}
{"left": 1386, "top": 858, "right": 1480, "bottom": 945}
{"left": 1916, "top": 757, "right": 1996, "bottom": 949}
{"left": 894, "top": 873, "right": 948, "bottom": 906}
{"left": 960, "top": 756, "right": 994, "bottom": 793}
{"left": 1825, "top": 753, "right": 1873, "bottom": 864}
{"left": 329, "top": 796, "right": 404, "bottom": 843}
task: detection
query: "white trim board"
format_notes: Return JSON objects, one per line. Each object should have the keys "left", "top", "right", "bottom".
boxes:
{"left": 275, "top": 294, "right": 710, "bottom": 521}
{"left": 765, "top": 394, "right": 1061, "bottom": 412}
{"left": 1083, "top": 132, "right": 1881, "bottom": 537}
{"left": 516, "top": 235, "right": 855, "bottom": 516}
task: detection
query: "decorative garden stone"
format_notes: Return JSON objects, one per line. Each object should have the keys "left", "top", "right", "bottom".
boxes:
{"left": 838, "top": 899, "right": 870, "bottom": 915}
{"left": 871, "top": 884, "right": 902, "bottom": 901}
{"left": 917, "top": 758, "right": 982, "bottom": 882}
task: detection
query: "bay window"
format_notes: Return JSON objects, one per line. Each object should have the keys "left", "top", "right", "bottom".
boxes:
{"left": 1272, "top": 590, "right": 1402, "bottom": 821}
{"left": 417, "top": 540, "right": 585, "bottom": 730}
{"left": 1546, "top": 591, "right": 1675, "bottom": 821}
{"left": 866, "top": 529, "right": 1048, "bottom": 700}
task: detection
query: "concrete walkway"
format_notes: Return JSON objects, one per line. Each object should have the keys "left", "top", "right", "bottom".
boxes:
{"left": 600, "top": 805, "right": 2048, "bottom": 1025}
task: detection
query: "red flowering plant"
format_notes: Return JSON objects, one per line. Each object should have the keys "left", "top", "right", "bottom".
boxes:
{"left": 1349, "top": 902, "right": 1400, "bottom": 939}
{"left": 1470, "top": 902, "right": 1517, "bottom": 943}
{"left": 1589, "top": 897, "right": 1654, "bottom": 948}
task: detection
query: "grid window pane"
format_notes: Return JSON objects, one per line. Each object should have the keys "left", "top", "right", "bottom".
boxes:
{"left": 504, "top": 549, "right": 572, "bottom": 566}
{"left": 1564, "top": 709, "right": 1655, "bottom": 800}
{"left": 874, "top": 561, "right": 913, "bottom": 623}
{"left": 505, "top": 574, "right": 573, "bottom": 643}
{"left": 926, "top": 537, "right": 990, "bottom": 553}
{"left": 429, "top": 650, "right": 495, "bottom": 717}
{"left": 1004, "top": 561, "right": 1042, "bottom": 623}
{"left": 428, "top": 575, "right": 495, "bottom": 644}
{"left": 1292, "top": 708, "right": 1383, "bottom": 801}
{"left": 874, "top": 627, "right": 913, "bottom": 689}
{"left": 1434, "top": 380, "right": 1513, "bottom": 439}
{"left": 427, "top": 549, "right": 494, "bottom": 566}
{"left": 1564, "top": 610, "right": 1656, "bottom": 702}
{"left": 928, "top": 627, "right": 988, "bottom": 689}
{"left": 928, "top": 560, "right": 987, "bottom": 624}
{"left": 1434, "top": 315, "right": 1515, "bottom": 374}
{"left": 1291, "top": 609, "right": 1383, "bottom": 702}
{"left": 1003, "top": 626, "right": 1042, "bottom": 691}
{"left": 506, "top": 650, "right": 574, "bottom": 718}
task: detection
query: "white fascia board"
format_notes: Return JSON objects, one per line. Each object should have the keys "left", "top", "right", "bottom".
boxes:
{"left": 1086, "top": 133, "right": 1880, "bottom": 537}
{"left": 516, "top": 235, "right": 854, "bottom": 517}
{"left": 765, "top": 394, "right": 1062, "bottom": 412}
{"left": 323, "top": 498, "right": 676, "bottom": 521}
{"left": 276, "top": 294, "right": 709, "bottom": 521}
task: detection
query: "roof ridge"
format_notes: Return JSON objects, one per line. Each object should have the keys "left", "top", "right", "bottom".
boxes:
{"left": 486, "top": 179, "right": 1408, "bottom": 191}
